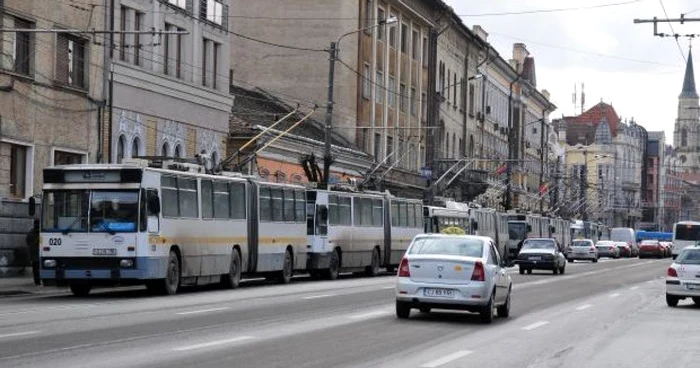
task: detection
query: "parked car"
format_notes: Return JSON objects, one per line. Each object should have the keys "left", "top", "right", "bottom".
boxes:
{"left": 567, "top": 239, "right": 598, "bottom": 263}
{"left": 517, "top": 238, "right": 567, "bottom": 275}
{"left": 660, "top": 242, "right": 673, "bottom": 258}
{"left": 666, "top": 246, "right": 700, "bottom": 307}
{"left": 611, "top": 227, "right": 637, "bottom": 256}
{"left": 595, "top": 240, "right": 620, "bottom": 259}
{"left": 639, "top": 239, "right": 665, "bottom": 258}
{"left": 614, "top": 241, "right": 632, "bottom": 258}
{"left": 395, "top": 234, "right": 512, "bottom": 323}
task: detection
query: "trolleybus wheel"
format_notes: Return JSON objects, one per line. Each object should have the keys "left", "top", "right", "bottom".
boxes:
{"left": 279, "top": 250, "right": 293, "bottom": 284}
{"left": 149, "top": 250, "right": 180, "bottom": 295}
{"left": 70, "top": 284, "right": 91, "bottom": 297}
{"left": 221, "top": 249, "right": 241, "bottom": 289}
{"left": 366, "top": 248, "right": 380, "bottom": 277}
{"left": 323, "top": 249, "right": 340, "bottom": 280}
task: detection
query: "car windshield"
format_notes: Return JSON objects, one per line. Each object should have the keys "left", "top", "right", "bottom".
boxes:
{"left": 509, "top": 223, "right": 528, "bottom": 240}
{"left": 522, "top": 240, "right": 555, "bottom": 250}
{"left": 42, "top": 190, "right": 139, "bottom": 233}
{"left": 677, "top": 249, "right": 700, "bottom": 265}
{"left": 409, "top": 237, "right": 484, "bottom": 258}
{"left": 572, "top": 240, "right": 591, "bottom": 247}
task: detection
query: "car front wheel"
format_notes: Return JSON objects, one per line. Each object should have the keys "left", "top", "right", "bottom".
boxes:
{"left": 666, "top": 294, "right": 679, "bottom": 307}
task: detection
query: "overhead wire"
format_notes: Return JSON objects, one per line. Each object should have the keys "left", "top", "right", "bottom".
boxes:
{"left": 658, "top": 0, "right": 687, "bottom": 63}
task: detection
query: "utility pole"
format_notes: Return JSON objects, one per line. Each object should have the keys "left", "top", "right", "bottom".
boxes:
{"left": 633, "top": 15, "right": 700, "bottom": 38}
{"left": 581, "top": 151, "right": 589, "bottom": 237}
{"left": 322, "top": 41, "right": 337, "bottom": 189}
{"left": 539, "top": 114, "right": 546, "bottom": 214}
{"left": 505, "top": 71, "right": 522, "bottom": 211}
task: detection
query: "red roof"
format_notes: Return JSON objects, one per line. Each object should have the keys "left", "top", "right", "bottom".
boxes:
{"left": 573, "top": 102, "right": 620, "bottom": 137}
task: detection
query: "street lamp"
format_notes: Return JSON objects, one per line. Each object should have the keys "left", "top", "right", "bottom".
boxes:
{"left": 322, "top": 16, "right": 398, "bottom": 189}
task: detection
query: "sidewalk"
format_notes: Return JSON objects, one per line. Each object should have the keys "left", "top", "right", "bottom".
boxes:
{"left": 0, "top": 268, "right": 66, "bottom": 297}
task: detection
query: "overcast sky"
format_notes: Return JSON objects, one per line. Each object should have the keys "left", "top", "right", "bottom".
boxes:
{"left": 444, "top": 0, "right": 700, "bottom": 146}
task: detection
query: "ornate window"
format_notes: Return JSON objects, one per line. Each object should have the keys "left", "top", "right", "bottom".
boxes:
{"left": 161, "top": 142, "right": 170, "bottom": 157}
{"left": 681, "top": 128, "right": 688, "bottom": 147}
{"left": 117, "top": 135, "right": 126, "bottom": 163}
{"left": 132, "top": 137, "right": 140, "bottom": 158}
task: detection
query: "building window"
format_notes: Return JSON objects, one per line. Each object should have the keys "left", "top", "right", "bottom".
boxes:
{"left": 388, "top": 14, "right": 397, "bottom": 48}
{"left": 446, "top": 69, "right": 451, "bottom": 101}
{"left": 56, "top": 35, "right": 87, "bottom": 89}
{"left": 1, "top": 15, "right": 33, "bottom": 76}
{"left": 174, "top": 144, "right": 182, "bottom": 158}
{"left": 10, "top": 144, "right": 27, "bottom": 198}
{"left": 468, "top": 84, "right": 475, "bottom": 116}
{"left": 275, "top": 171, "right": 286, "bottom": 183}
{"left": 421, "top": 92, "right": 427, "bottom": 121}
{"left": 363, "top": 63, "right": 371, "bottom": 99}
{"left": 168, "top": 0, "right": 187, "bottom": 9}
{"left": 358, "top": 128, "right": 368, "bottom": 152}
{"left": 399, "top": 83, "right": 407, "bottom": 112}
{"left": 453, "top": 73, "right": 457, "bottom": 108}
{"left": 202, "top": 39, "right": 209, "bottom": 86}
{"left": 202, "top": 0, "right": 224, "bottom": 25}
{"left": 681, "top": 128, "right": 688, "bottom": 147}
{"left": 374, "top": 133, "right": 382, "bottom": 160}
{"left": 213, "top": 43, "right": 219, "bottom": 88}
{"left": 117, "top": 135, "right": 125, "bottom": 163}
{"left": 211, "top": 151, "right": 218, "bottom": 167}
{"left": 422, "top": 37, "right": 428, "bottom": 66}
{"left": 134, "top": 12, "right": 142, "bottom": 66}
{"left": 201, "top": 39, "right": 220, "bottom": 88}
{"left": 387, "top": 136, "right": 394, "bottom": 164}
{"left": 375, "top": 70, "right": 384, "bottom": 104}
{"left": 364, "top": 0, "right": 373, "bottom": 31}
{"left": 119, "top": 7, "right": 128, "bottom": 61}
{"left": 410, "top": 87, "right": 417, "bottom": 116}
{"left": 54, "top": 150, "right": 84, "bottom": 165}
{"left": 132, "top": 137, "right": 140, "bottom": 158}
{"left": 400, "top": 23, "right": 408, "bottom": 53}
{"left": 459, "top": 78, "right": 466, "bottom": 110}
{"left": 161, "top": 142, "right": 170, "bottom": 157}
{"left": 388, "top": 76, "right": 396, "bottom": 107}
{"left": 438, "top": 61, "right": 445, "bottom": 97}
{"left": 377, "top": 8, "right": 385, "bottom": 41}
{"left": 412, "top": 30, "right": 419, "bottom": 60}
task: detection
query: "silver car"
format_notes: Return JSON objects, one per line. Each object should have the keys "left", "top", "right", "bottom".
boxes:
{"left": 595, "top": 240, "right": 620, "bottom": 259}
{"left": 567, "top": 239, "right": 598, "bottom": 262}
{"left": 666, "top": 246, "right": 700, "bottom": 307}
{"left": 395, "top": 234, "right": 512, "bottom": 323}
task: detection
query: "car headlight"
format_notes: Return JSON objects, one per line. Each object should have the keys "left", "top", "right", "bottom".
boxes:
{"left": 43, "top": 259, "right": 57, "bottom": 268}
{"left": 120, "top": 259, "right": 134, "bottom": 268}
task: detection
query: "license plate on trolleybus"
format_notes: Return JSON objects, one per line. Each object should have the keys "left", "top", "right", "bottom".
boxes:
{"left": 93, "top": 248, "right": 117, "bottom": 256}
{"left": 424, "top": 288, "right": 455, "bottom": 298}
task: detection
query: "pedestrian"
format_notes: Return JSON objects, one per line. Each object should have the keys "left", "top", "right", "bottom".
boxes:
{"left": 25, "top": 219, "right": 40, "bottom": 285}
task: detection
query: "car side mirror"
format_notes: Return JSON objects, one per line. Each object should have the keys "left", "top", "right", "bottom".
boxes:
{"left": 28, "top": 196, "right": 36, "bottom": 216}
{"left": 147, "top": 193, "right": 161, "bottom": 215}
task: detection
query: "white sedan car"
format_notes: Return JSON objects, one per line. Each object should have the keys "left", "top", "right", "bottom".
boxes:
{"left": 395, "top": 234, "right": 512, "bottom": 323}
{"left": 666, "top": 246, "right": 700, "bottom": 307}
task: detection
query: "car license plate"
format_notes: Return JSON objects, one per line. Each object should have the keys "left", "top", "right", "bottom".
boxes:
{"left": 93, "top": 248, "right": 117, "bottom": 256}
{"left": 686, "top": 284, "right": 698, "bottom": 291}
{"left": 528, "top": 256, "right": 541, "bottom": 261}
{"left": 424, "top": 288, "right": 454, "bottom": 298}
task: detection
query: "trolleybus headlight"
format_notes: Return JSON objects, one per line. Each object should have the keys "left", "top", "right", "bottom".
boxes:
{"left": 120, "top": 259, "right": 134, "bottom": 268}
{"left": 43, "top": 259, "right": 57, "bottom": 268}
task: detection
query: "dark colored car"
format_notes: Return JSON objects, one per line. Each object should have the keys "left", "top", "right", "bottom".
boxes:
{"left": 639, "top": 240, "right": 664, "bottom": 258}
{"left": 517, "top": 238, "right": 567, "bottom": 275}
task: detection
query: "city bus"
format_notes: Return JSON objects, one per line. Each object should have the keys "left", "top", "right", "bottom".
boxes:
{"left": 306, "top": 188, "right": 422, "bottom": 279}
{"left": 35, "top": 160, "right": 308, "bottom": 296}
{"left": 672, "top": 221, "right": 700, "bottom": 259}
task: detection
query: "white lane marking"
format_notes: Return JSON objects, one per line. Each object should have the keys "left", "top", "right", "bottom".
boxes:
{"left": 172, "top": 336, "right": 255, "bottom": 352}
{"left": 382, "top": 286, "right": 396, "bottom": 290}
{"left": 302, "top": 294, "right": 335, "bottom": 300}
{"left": 522, "top": 321, "right": 550, "bottom": 331}
{"left": 610, "top": 293, "right": 620, "bottom": 298}
{"left": 575, "top": 304, "right": 593, "bottom": 311}
{"left": 349, "top": 310, "right": 391, "bottom": 320}
{"left": 421, "top": 350, "right": 473, "bottom": 368}
{"left": 630, "top": 286, "right": 640, "bottom": 290}
{"left": 176, "top": 307, "right": 230, "bottom": 315}
{"left": 0, "top": 331, "right": 40, "bottom": 339}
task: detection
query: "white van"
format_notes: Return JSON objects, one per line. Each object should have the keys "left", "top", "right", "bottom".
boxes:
{"left": 610, "top": 227, "right": 638, "bottom": 257}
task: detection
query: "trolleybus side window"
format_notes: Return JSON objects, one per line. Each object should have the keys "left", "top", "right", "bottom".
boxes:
{"left": 213, "top": 181, "right": 229, "bottom": 219}
{"left": 391, "top": 202, "right": 399, "bottom": 227}
{"left": 407, "top": 203, "right": 415, "bottom": 227}
{"left": 372, "top": 199, "right": 383, "bottom": 227}
{"left": 161, "top": 176, "right": 179, "bottom": 217}
{"left": 294, "top": 190, "right": 305, "bottom": 222}
{"left": 271, "top": 188, "right": 283, "bottom": 222}
{"left": 399, "top": 202, "right": 408, "bottom": 227}
{"left": 259, "top": 187, "right": 272, "bottom": 222}
{"left": 328, "top": 195, "right": 339, "bottom": 225}
{"left": 201, "top": 179, "right": 214, "bottom": 219}
{"left": 229, "top": 182, "right": 246, "bottom": 220}
{"left": 178, "top": 177, "right": 198, "bottom": 218}
{"left": 353, "top": 197, "right": 361, "bottom": 226}
{"left": 284, "top": 189, "right": 295, "bottom": 222}
{"left": 339, "top": 196, "right": 351, "bottom": 225}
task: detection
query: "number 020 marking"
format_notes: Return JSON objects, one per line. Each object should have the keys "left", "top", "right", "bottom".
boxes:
{"left": 48, "top": 238, "right": 62, "bottom": 246}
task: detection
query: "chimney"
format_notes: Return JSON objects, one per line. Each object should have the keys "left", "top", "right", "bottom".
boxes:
{"left": 472, "top": 25, "right": 488, "bottom": 42}
{"left": 512, "top": 43, "right": 529, "bottom": 67}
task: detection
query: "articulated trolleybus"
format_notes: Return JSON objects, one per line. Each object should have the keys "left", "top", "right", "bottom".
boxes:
{"left": 38, "top": 160, "right": 308, "bottom": 296}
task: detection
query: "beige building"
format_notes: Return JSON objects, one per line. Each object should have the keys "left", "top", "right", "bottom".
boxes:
{"left": 0, "top": 0, "right": 105, "bottom": 271}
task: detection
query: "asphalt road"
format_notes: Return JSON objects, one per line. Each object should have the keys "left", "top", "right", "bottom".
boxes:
{"left": 0, "top": 257, "right": 693, "bottom": 368}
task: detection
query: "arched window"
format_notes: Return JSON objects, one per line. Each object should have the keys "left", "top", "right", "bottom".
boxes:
{"left": 132, "top": 137, "right": 140, "bottom": 158}
{"left": 161, "top": 142, "right": 170, "bottom": 157}
{"left": 681, "top": 128, "right": 688, "bottom": 147}
{"left": 259, "top": 168, "right": 270, "bottom": 181}
{"left": 468, "top": 135, "right": 474, "bottom": 158}
{"left": 291, "top": 174, "right": 303, "bottom": 184}
{"left": 211, "top": 151, "right": 219, "bottom": 167}
{"left": 174, "top": 144, "right": 182, "bottom": 158}
{"left": 117, "top": 135, "right": 125, "bottom": 163}
{"left": 275, "top": 171, "right": 286, "bottom": 183}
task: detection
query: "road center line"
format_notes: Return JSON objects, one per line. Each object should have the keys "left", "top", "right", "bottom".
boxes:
{"left": 381, "top": 286, "right": 396, "bottom": 289}
{"left": 302, "top": 294, "right": 335, "bottom": 300}
{"left": 575, "top": 304, "right": 593, "bottom": 311}
{"left": 630, "top": 286, "right": 640, "bottom": 290}
{"left": 0, "top": 331, "right": 40, "bottom": 339}
{"left": 349, "top": 310, "right": 390, "bottom": 320}
{"left": 522, "top": 321, "right": 550, "bottom": 331}
{"left": 421, "top": 350, "right": 473, "bottom": 368}
{"left": 610, "top": 293, "right": 620, "bottom": 298}
{"left": 172, "top": 336, "right": 255, "bottom": 352}
{"left": 176, "top": 307, "right": 230, "bottom": 315}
